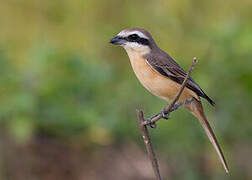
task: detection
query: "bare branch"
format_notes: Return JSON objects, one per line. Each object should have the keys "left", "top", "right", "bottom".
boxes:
{"left": 137, "top": 58, "right": 198, "bottom": 179}
{"left": 137, "top": 110, "right": 162, "bottom": 180}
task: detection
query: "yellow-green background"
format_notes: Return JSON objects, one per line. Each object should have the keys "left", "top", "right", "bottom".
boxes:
{"left": 0, "top": 0, "right": 252, "bottom": 179}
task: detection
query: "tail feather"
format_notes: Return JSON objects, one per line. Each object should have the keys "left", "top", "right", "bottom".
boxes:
{"left": 202, "top": 93, "right": 216, "bottom": 106}
{"left": 186, "top": 98, "right": 229, "bottom": 174}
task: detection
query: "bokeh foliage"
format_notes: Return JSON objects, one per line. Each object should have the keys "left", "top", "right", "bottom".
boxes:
{"left": 0, "top": 0, "right": 252, "bottom": 179}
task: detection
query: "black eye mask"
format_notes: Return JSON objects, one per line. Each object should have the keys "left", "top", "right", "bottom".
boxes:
{"left": 124, "top": 34, "right": 149, "bottom": 46}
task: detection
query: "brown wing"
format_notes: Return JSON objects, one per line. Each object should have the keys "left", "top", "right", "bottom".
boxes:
{"left": 144, "top": 50, "right": 215, "bottom": 106}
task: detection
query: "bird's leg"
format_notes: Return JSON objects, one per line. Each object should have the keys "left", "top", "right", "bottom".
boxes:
{"left": 169, "top": 102, "right": 185, "bottom": 112}
{"left": 161, "top": 102, "right": 185, "bottom": 120}
{"left": 145, "top": 102, "right": 186, "bottom": 127}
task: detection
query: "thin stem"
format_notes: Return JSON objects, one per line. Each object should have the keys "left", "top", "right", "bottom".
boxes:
{"left": 137, "top": 110, "right": 162, "bottom": 180}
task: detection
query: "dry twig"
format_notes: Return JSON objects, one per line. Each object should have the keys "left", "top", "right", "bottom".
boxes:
{"left": 137, "top": 57, "right": 198, "bottom": 179}
{"left": 138, "top": 110, "right": 162, "bottom": 180}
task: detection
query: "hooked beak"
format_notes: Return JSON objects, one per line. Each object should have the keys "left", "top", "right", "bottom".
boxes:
{"left": 109, "top": 36, "right": 126, "bottom": 45}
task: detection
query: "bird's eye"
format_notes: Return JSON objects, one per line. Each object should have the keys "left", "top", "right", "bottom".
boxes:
{"left": 128, "top": 34, "right": 139, "bottom": 40}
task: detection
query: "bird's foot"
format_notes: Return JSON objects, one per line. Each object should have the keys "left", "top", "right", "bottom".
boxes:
{"left": 144, "top": 102, "right": 185, "bottom": 127}
{"left": 161, "top": 102, "right": 185, "bottom": 120}
{"left": 161, "top": 108, "right": 170, "bottom": 120}
{"left": 145, "top": 117, "right": 157, "bottom": 128}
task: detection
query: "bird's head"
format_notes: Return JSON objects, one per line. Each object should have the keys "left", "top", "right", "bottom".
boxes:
{"left": 110, "top": 28, "right": 157, "bottom": 55}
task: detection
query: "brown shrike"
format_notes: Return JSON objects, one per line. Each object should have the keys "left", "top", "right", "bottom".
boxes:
{"left": 110, "top": 28, "right": 229, "bottom": 173}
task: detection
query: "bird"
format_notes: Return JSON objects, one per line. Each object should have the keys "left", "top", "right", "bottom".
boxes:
{"left": 110, "top": 27, "right": 229, "bottom": 173}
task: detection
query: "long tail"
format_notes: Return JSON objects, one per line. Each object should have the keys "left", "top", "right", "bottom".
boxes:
{"left": 185, "top": 98, "right": 229, "bottom": 174}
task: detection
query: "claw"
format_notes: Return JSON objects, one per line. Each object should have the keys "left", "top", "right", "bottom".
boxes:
{"left": 145, "top": 118, "right": 156, "bottom": 128}
{"left": 161, "top": 109, "right": 169, "bottom": 120}
{"left": 150, "top": 123, "right": 156, "bottom": 128}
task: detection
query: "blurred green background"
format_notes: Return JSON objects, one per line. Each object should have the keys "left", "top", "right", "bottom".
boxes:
{"left": 0, "top": 0, "right": 252, "bottom": 179}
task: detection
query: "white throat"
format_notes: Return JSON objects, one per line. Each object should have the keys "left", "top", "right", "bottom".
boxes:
{"left": 122, "top": 43, "right": 151, "bottom": 58}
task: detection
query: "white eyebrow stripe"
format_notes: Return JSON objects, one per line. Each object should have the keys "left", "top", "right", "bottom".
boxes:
{"left": 118, "top": 31, "right": 149, "bottom": 39}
